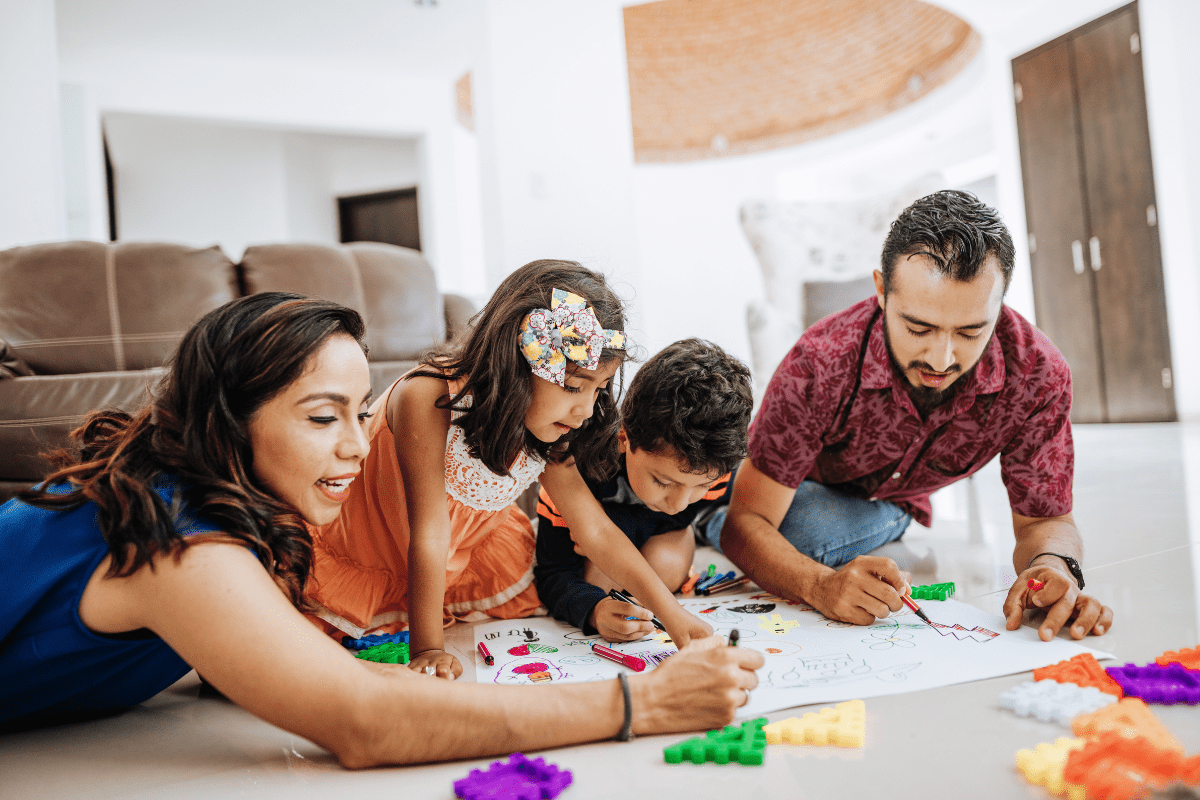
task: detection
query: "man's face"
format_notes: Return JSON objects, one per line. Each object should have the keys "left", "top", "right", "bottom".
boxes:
{"left": 875, "top": 252, "right": 1005, "bottom": 409}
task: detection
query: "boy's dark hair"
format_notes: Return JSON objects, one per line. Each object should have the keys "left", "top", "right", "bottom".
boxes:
{"left": 880, "top": 189, "right": 1015, "bottom": 294}
{"left": 621, "top": 338, "right": 752, "bottom": 476}
{"left": 411, "top": 259, "right": 631, "bottom": 482}
{"left": 22, "top": 292, "right": 367, "bottom": 608}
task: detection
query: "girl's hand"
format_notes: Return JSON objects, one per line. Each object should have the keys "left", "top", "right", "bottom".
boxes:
{"left": 590, "top": 598, "right": 656, "bottom": 642}
{"left": 408, "top": 649, "right": 462, "bottom": 680}
{"left": 660, "top": 608, "right": 713, "bottom": 649}
{"left": 629, "top": 636, "right": 763, "bottom": 735}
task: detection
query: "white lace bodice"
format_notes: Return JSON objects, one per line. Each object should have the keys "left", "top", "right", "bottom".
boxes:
{"left": 444, "top": 402, "right": 544, "bottom": 512}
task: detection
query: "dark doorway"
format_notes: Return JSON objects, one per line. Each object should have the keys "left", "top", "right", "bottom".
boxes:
{"left": 337, "top": 187, "right": 421, "bottom": 251}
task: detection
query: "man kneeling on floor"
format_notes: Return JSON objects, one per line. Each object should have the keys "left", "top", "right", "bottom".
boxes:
{"left": 700, "top": 190, "right": 1114, "bottom": 642}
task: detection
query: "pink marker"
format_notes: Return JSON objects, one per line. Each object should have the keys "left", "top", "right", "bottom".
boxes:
{"left": 591, "top": 643, "right": 646, "bottom": 672}
{"left": 1028, "top": 579, "right": 1046, "bottom": 591}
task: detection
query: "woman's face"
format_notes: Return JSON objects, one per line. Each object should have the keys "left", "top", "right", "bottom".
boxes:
{"left": 247, "top": 334, "right": 372, "bottom": 526}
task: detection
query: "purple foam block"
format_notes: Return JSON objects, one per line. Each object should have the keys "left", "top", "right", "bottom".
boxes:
{"left": 453, "top": 752, "right": 574, "bottom": 800}
{"left": 1105, "top": 662, "right": 1200, "bottom": 705}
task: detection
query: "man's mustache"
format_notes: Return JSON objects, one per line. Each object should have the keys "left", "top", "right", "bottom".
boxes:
{"left": 907, "top": 362, "right": 961, "bottom": 376}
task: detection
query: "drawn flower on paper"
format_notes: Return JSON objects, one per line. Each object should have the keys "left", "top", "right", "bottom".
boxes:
{"left": 865, "top": 631, "right": 916, "bottom": 650}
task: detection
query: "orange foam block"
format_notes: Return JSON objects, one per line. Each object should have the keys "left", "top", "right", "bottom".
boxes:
{"left": 1034, "top": 653, "right": 1125, "bottom": 698}
{"left": 1156, "top": 645, "right": 1200, "bottom": 671}
{"left": 1015, "top": 737, "right": 1087, "bottom": 800}
{"left": 1063, "top": 732, "right": 1186, "bottom": 800}
{"left": 763, "top": 700, "right": 866, "bottom": 748}
{"left": 1071, "top": 698, "right": 1184, "bottom": 755}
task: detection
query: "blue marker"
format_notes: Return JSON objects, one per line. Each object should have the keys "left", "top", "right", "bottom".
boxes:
{"left": 696, "top": 571, "right": 735, "bottom": 595}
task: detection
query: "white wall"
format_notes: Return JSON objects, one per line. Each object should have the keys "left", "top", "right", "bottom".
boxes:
{"left": 0, "top": 0, "right": 66, "bottom": 249}
{"left": 54, "top": 30, "right": 485, "bottom": 294}
{"left": 474, "top": 0, "right": 643, "bottom": 325}
{"left": 102, "top": 115, "right": 423, "bottom": 260}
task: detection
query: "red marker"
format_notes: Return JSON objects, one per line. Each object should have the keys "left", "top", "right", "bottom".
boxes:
{"left": 1027, "top": 579, "right": 1046, "bottom": 591}
{"left": 477, "top": 642, "right": 494, "bottom": 666}
{"left": 591, "top": 643, "right": 646, "bottom": 672}
{"left": 899, "top": 592, "right": 935, "bottom": 628}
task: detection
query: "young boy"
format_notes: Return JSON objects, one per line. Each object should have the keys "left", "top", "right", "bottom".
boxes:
{"left": 534, "top": 338, "right": 753, "bottom": 641}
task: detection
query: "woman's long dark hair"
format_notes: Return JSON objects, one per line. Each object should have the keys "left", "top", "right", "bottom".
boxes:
{"left": 411, "top": 259, "right": 630, "bottom": 481}
{"left": 19, "top": 292, "right": 367, "bottom": 607}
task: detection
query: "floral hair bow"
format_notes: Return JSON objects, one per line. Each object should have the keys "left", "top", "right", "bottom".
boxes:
{"left": 520, "top": 288, "right": 626, "bottom": 386}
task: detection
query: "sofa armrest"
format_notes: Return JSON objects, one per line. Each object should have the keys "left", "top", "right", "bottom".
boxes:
{"left": 442, "top": 292, "right": 477, "bottom": 344}
{"left": 0, "top": 369, "right": 164, "bottom": 482}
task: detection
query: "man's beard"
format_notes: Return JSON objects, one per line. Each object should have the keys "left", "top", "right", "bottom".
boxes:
{"left": 882, "top": 316, "right": 987, "bottom": 417}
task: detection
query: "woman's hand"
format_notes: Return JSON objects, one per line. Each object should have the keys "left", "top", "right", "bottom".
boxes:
{"left": 408, "top": 648, "right": 462, "bottom": 680}
{"left": 590, "top": 597, "right": 657, "bottom": 642}
{"left": 628, "top": 636, "right": 763, "bottom": 735}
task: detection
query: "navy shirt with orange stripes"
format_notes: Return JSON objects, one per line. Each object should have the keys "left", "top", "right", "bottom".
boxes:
{"left": 534, "top": 462, "right": 732, "bottom": 633}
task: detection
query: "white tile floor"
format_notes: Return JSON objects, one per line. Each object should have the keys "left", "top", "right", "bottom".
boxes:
{"left": 2, "top": 423, "right": 1198, "bottom": 799}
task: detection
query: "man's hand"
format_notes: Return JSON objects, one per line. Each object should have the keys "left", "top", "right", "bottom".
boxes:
{"left": 808, "top": 556, "right": 906, "bottom": 625}
{"left": 1003, "top": 565, "right": 1113, "bottom": 641}
{"left": 408, "top": 648, "right": 462, "bottom": 680}
{"left": 589, "top": 597, "right": 657, "bottom": 642}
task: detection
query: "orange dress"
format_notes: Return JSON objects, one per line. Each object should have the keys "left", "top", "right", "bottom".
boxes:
{"left": 305, "top": 381, "right": 545, "bottom": 639}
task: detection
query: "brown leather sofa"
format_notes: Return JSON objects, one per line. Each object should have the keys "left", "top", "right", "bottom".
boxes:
{"left": 0, "top": 240, "right": 475, "bottom": 503}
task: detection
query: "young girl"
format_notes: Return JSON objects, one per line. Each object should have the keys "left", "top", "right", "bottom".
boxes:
{"left": 0, "top": 291, "right": 762, "bottom": 760}
{"left": 305, "top": 260, "right": 714, "bottom": 678}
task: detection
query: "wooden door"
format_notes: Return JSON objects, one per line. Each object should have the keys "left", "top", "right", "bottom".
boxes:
{"left": 1013, "top": 1, "right": 1175, "bottom": 423}
{"left": 1072, "top": 7, "right": 1174, "bottom": 422}
{"left": 1014, "top": 40, "right": 1106, "bottom": 423}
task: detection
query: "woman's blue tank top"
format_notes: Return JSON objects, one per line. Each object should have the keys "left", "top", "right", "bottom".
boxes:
{"left": 0, "top": 476, "right": 219, "bottom": 729}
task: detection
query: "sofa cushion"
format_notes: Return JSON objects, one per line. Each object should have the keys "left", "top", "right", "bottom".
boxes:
{"left": 0, "top": 336, "right": 33, "bottom": 379}
{"left": 0, "top": 241, "right": 237, "bottom": 375}
{"left": 0, "top": 369, "right": 164, "bottom": 481}
{"left": 239, "top": 242, "right": 445, "bottom": 362}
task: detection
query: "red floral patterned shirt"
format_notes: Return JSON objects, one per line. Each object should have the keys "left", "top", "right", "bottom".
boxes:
{"left": 748, "top": 297, "right": 1073, "bottom": 526}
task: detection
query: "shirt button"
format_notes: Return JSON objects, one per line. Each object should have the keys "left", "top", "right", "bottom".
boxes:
{"left": 892, "top": 472, "right": 901, "bottom": 480}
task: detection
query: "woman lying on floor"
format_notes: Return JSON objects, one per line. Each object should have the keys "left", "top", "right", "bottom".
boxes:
{"left": 0, "top": 292, "right": 761, "bottom": 766}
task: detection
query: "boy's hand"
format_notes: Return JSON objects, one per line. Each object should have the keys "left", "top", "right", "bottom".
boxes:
{"left": 590, "top": 597, "right": 656, "bottom": 642}
{"left": 408, "top": 648, "right": 461, "bottom": 680}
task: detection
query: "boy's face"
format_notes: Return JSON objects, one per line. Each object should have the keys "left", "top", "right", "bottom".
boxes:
{"left": 619, "top": 428, "right": 723, "bottom": 516}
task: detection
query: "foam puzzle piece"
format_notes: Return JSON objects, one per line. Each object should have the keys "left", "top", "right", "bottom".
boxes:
{"left": 354, "top": 642, "right": 410, "bottom": 664}
{"left": 1156, "top": 645, "right": 1200, "bottom": 671}
{"left": 342, "top": 631, "right": 409, "bottom": 651}
{"left": 1071, "top": 698, "right": 1184, "bottom": 755}
{"left": 1000, "top": 679, "right": 1117, "bottom": 725}
{"left": 1034, "top": 653, "right": 1125, "bottom": 698}
{"left": 453, "top": 753, "right": 572, "bottom": 800}
{"left": 663, "top": 718, "right": 768, "bottom": 766}
{"left": 1107, "top": 662, "right": 1200, "bottom": 705}
{"left": 1063, "top": 732, "right": 1186, "bottom": 800}
{"left": 1014, "top": 737, "right": 1087, "bottom": 800}
{"left": 763, "top": 699, "right": 866, "bottom": 747}
{"left": 909, "top": 582, "right": 956, "bottom": 601}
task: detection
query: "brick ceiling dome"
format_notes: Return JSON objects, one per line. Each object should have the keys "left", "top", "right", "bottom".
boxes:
{"left": 624, "top": 0, "right": 981, "bottom": 163}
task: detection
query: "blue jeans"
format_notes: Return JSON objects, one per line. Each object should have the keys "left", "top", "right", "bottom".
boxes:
{"left": 699, "top": 481, "right": 911, "bottom": 568}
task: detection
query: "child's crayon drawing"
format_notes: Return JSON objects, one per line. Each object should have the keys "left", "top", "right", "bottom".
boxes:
{"left": 473, "top": 591, "right": 1112, "bottom": 718}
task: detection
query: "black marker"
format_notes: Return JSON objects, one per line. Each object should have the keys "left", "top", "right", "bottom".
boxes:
{"left": 728, "top": 628, "right": 740, "bottom": 647}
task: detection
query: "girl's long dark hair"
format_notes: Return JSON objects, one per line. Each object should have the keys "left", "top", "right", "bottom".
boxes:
{"left": 19, "top": 292, "right": 367, "bottom": 607}
{"left": 411, "top": 259, "right": 630, "bottom": 481}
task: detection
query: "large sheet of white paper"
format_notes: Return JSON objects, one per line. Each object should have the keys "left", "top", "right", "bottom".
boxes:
{"left": 472, "top": 591, "right": 1114, "bottom": 717}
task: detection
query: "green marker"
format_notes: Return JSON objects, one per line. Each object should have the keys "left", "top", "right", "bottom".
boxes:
{"left": 706, "top": 564, "right": 716, "bottom": 579}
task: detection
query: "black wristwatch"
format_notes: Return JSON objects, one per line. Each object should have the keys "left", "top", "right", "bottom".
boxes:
{"left": 1028, "top": 552, "right": 1085, "bottom": 590}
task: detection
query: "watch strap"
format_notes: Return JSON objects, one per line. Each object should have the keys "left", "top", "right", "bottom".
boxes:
{"left": 1028, "top": 552, "right": 1085, "bottom": 590}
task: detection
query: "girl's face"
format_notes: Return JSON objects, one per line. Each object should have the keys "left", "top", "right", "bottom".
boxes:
{"left": 525, "top": 359, "right": 620, "bottom": 443}
{"left": 247, "top": 334, "right": 373, "bottom": 526}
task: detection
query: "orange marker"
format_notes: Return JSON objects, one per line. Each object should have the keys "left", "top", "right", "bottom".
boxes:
{"left": 680, "top": 570, "right": 701, "bottom": 596}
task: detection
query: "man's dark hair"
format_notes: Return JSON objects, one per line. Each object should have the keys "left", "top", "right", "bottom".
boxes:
{"left": 621, "top": 338, "right": 752, "bottom": 476}
{"left": 880, "top": 189, "right": 1015, "bottom": 294}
